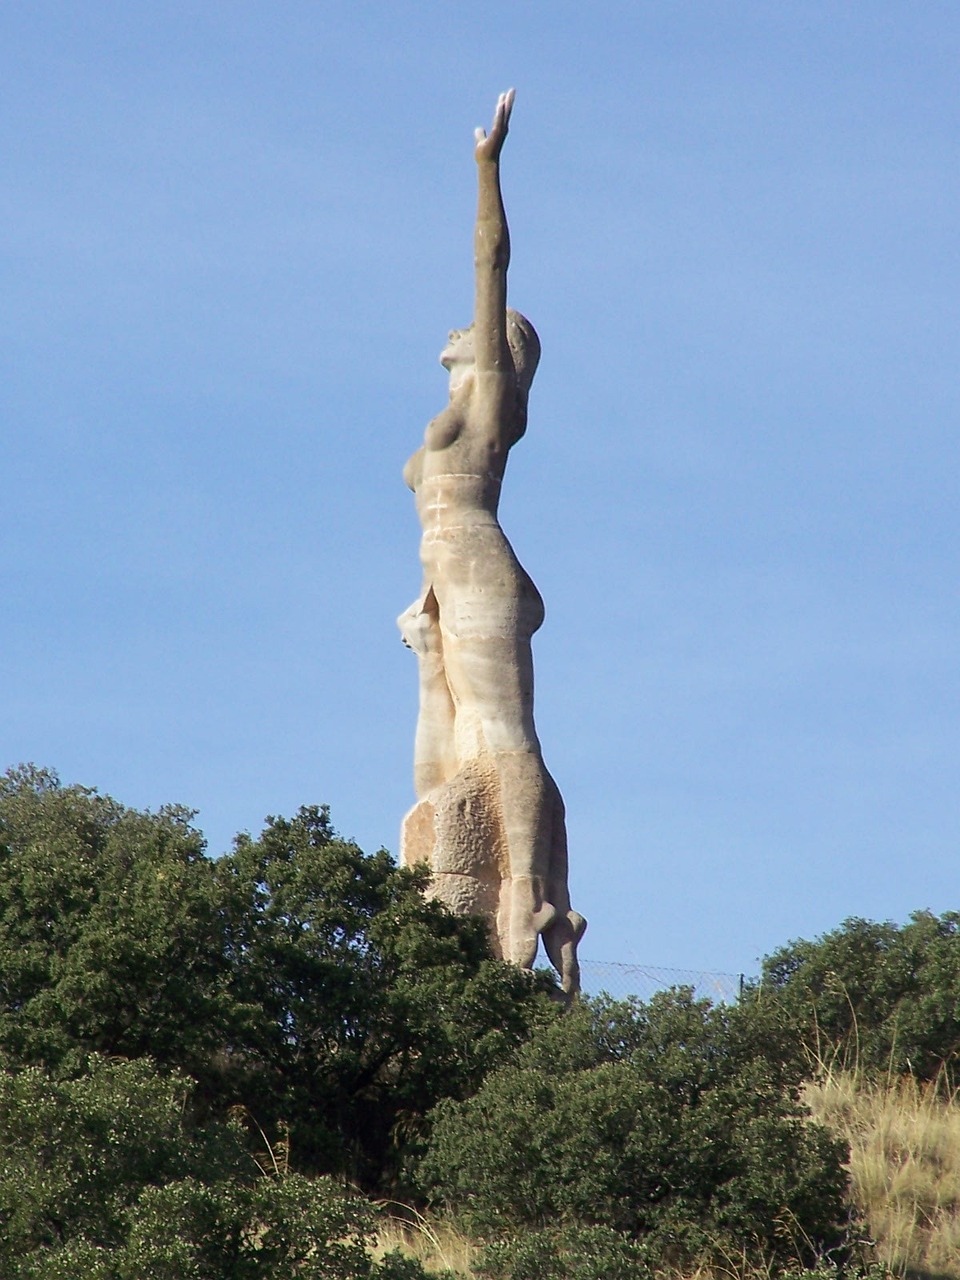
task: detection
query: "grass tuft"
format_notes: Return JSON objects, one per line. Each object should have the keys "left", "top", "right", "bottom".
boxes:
{"left": 373, "top": 1203, "right": 476, "bottom": 1276}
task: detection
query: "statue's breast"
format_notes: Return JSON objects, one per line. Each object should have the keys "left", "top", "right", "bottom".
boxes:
{"left": 424, "top": 405, "right": 464, "bottom": 452}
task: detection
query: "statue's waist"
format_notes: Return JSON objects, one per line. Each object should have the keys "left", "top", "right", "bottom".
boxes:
{"left": 415, "top": 472, "right": 502, "bottom": 517}
{"left": 417, "top": 470, "right": 502, "bottom": 485}
{"left": 419, "top": 518, "right": 508, "bottom": 547}
{"left": 418, "top": 530, "right": 536, "bottom": 590}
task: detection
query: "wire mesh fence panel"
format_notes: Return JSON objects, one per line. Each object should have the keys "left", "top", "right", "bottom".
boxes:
{"left": 578, "top": 959, "right": 748, "bottom": 1005}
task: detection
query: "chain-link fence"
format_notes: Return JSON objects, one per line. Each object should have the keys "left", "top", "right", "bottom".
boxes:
{"left": 578, "top": 959, "right": 749, "bottom": 1005}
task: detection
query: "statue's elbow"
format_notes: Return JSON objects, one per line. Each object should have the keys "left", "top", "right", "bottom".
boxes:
{"left": 474, "top": 225, "right": 509, "bottom": 269}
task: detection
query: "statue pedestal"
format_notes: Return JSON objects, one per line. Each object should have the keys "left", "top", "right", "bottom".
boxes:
{"left": 400, "top": 760, "right": 509, "bottom": 957}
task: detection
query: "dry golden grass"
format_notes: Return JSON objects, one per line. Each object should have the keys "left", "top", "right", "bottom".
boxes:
{"left": 372, "top": 1204, "right": 476, "bottom": 1276}
{"left": 807, "top": 1069, "right": 960, "bottom": 1279}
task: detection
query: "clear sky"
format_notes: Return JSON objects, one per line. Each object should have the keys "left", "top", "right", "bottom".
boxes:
{"left": 3, "top": 2, "right": 958, "bottom": 979}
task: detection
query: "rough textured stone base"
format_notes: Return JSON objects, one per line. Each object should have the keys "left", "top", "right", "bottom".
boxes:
{"left": 400, "top": 761, "right": 509, "bottom": 958}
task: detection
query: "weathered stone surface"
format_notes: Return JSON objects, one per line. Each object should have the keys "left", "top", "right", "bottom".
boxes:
{"left": 399, "top": 91, "right": 585, "bottom": 995}
{"left": 401, "top": 760, "right": 508, "bottom": 951}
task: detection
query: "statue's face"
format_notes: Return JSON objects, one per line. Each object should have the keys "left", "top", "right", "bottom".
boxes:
{"left": 440, "top": 326, "right": 475, "bottom": 373}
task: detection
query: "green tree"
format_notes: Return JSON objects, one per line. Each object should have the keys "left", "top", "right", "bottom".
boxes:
{"left": 0, "top": 765, "right": 231, "bottom": 1092}
{"left": 0, "top": 767, "right": 553, "bottom": 1191}
{"left": 217, "top": 804, "right": 555, "bottom": 1188}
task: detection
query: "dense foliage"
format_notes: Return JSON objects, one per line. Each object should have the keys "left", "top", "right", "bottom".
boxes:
{"left": 0, "top": 1055, "right": 431, "bottom": 1279}
{"left": 475, "top": 1224, "right": 654, "bottom": 1280}
{"left": 760, "top": 912, "right": 960, "bottom": 1079}
{"left": 0, "top": 765, "right": 552, "bottom": 1193}
{"left": 219, "top": 803, "right": 552, "bottom": 1187}
{"left": 0, "top": 766, "right": 228, "bottom": 1086}
{"left": 420, "top": 993, "right": 850, "bottom": 1273}
{"left": 7, "top": 764, "right": 926, "bottom": 1277}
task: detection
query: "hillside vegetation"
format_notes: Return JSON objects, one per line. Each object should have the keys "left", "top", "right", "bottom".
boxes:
{"left": 1, "top": 765, "right": 959, "bottom": 1279}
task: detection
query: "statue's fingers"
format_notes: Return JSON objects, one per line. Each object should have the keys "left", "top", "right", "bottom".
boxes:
{"left": 474, "top": 126, "right": 487, "bottom": 144}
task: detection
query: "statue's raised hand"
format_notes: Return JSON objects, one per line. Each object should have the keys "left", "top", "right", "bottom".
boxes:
{"left": 475, "top": 88, "right": 515, "bottom": 162}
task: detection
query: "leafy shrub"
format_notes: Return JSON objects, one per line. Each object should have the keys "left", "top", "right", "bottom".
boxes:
{"left": 121, "top": 1174, "right": 422, "bottom": 1279}
{"left": 0, "top": 1055, "right": 243, "bottom": 1264}
{"left": 420, "top": 992, "right": 850, "bottom": 1272}
{"left": 760, "top": 912, "right": 960, "bottom": 1079}
{"left": 476, "top": 1225, "right": 653, "bottom": 1280}
{"left": 0, "top": 1054, "right": 433, "bottom": 1279}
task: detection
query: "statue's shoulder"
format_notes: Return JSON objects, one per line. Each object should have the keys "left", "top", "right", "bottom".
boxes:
{"left": 471, "top": 369, "right": 525, "bottom": 426}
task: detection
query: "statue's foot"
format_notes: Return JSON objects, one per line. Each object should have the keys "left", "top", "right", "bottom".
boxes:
{"left": 568, "top": 910, "right": 587, "bottom": 944}
{"left": 542, "top": 909, "right": 587, "bottom": 998}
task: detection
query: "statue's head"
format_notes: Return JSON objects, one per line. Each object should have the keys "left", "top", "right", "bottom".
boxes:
{"left": 440, "top": 326, "right": 475, "bottom": 384}
{"left": 440, "top": 311, "right": 540, "bottom": 398}
{"left": 506, "top": 309, "right": 540, "bottom": 398}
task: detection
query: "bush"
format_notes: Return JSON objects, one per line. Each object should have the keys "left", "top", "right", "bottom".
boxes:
{"left": 420, "top": 992, "right": 850, "bottom": 1272}
{"left": 0, "top": 1055, "right": 243, "bottom": 1264}
{"left": 121, "top": 1174, "right": 414, "bottom": 1280}
{"left": 0, "top": 1054, "right": 434, "bottom": 1279}
{"left": 476, "top": 1225, "right": 653, "bottom": 1280}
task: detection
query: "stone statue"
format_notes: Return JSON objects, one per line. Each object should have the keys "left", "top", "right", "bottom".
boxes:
{"left": 398, "top": 90, "right": 586, "bottom": 996}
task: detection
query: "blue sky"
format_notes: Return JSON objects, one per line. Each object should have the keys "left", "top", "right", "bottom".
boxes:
{"left": 2, "top": 2, "right": 958, "bottom": 979}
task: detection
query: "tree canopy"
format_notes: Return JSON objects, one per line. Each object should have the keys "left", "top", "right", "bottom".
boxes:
{"left": 0, "top": 765, "right": 553, "bottom": 1191}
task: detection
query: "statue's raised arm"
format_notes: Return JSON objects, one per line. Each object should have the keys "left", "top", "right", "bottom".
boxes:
{"left": 472, "top": 89, "right": 515, "bottom": 378}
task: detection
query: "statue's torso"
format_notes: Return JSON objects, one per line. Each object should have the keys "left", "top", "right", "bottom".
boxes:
{"left": 406, "top": 385, "right": 544, "bottom": 637}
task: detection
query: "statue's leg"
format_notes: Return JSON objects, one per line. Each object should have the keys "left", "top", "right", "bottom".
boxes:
{"left": 441, "top": 630, "right": 559, "bottom": 967}
{"left": 496, "top": 757, "right": 558, "bottom": 967}
{"left": 538, "top": 780, "right": 587, "bottom": 995}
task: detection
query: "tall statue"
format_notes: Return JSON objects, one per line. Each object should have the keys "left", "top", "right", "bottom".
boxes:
{"left": 398, "top": 90, "right": 586, "bottom": 996}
